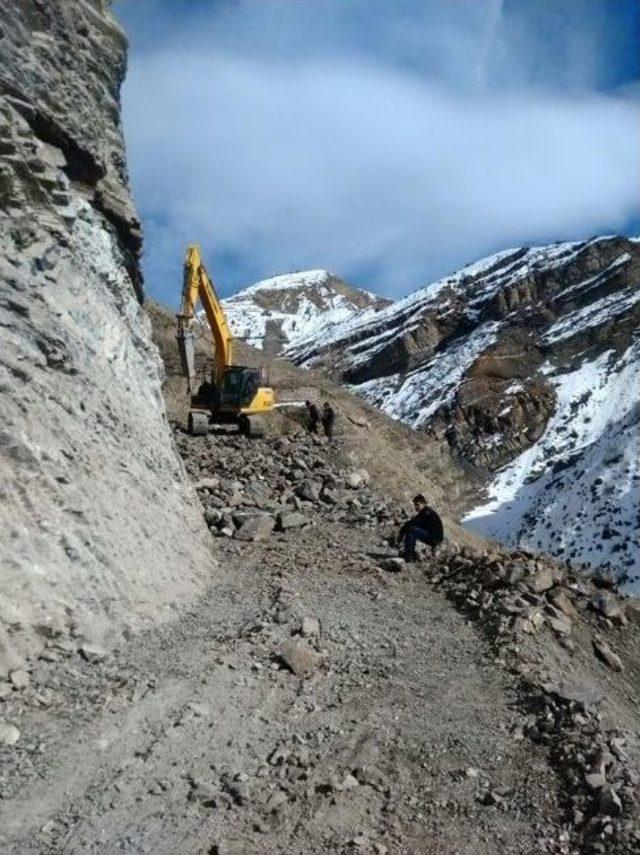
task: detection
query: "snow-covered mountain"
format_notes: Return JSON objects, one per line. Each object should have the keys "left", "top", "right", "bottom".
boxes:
{"left": 222, "top": 270, "right": 390, "bottom": 355}
{"left": 287, "top": 236, "right": 640, "bottom": 585}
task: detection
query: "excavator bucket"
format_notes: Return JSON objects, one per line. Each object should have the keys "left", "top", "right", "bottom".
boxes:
{"left": 176, "top": 320, "right": 196, "bottom": 395}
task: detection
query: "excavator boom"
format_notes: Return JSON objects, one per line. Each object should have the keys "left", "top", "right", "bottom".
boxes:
{"left": 177, "top": 245, "right": 234, "bottom": 392}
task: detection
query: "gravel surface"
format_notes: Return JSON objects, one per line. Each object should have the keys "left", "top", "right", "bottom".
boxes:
{"left": 4, "top": 429, "right": 638, "bottom": 854}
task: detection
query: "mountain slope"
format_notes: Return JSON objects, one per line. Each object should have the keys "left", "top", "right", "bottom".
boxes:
{"left": 222, "top": 269, "right": 390, "bottom": 354}
{"left": 287, "top": 236, "right": 640, "bottom": 584}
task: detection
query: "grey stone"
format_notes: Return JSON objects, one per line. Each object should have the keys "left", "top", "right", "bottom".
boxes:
{"left": 277, "top": 511, "right": 308, "bottom": 531}
{"left": 0, "top": 717, "right": 20, "bottom": 745}
{"left": 295, "top": 480, "right": 320, "bottom": 502}
{"left": 320, "top": 486, "right": 340, "bottom": 505}
{"left": 598, "top": 786, "right": 623, "bottom": 817}
{"left": 585, "top": 771, "right": 607, "bottom": 791}
{"left": 9, "top": 669, "right": 30, "bottom": 689}
{"left": 543, "top": 678, "right": 603, "bottom": 708}
{"left": 379, "top": 557, "right": 405, "bottom": 573}
{"left": 592, "top": 637, "right": 623, "bottom": 671}
{"left": 345, "top": 471, "right": 364, "bottom": 489}
{"left": 590, "top": 592, "right": 623, "bottom": 621}
{"left": 549, "top": 589, "right": 577, "bottom": 619}
{"left": 204, "top": 508, "right": 221, "bottom": 526}
{"left": 548, "top": 613, "right": 572, "bottom": 636}
{"left": 80, "top": 644, "right": 108, "bottom": 664}
{"left": 278, "top": 639, "right": 323, "bottom": 678}
{"left": 195, "top": 478, "right": 220, "bottom": 490}
{"left": 526, "top": 568, "right": 554, "bottom": 593}
{"left": 301, "top": 616, "right": 320, "bottom": 637}
{"left": 234, "top": 514, "right": 274, "bottom": 542}
{"left": 592, "top": 637, "right": 623, "bottom": 672}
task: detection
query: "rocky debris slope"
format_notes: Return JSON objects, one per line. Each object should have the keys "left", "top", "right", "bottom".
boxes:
{"left": 0, "top": 1, "right": 211, "bottom": 675}
{"left": 222, "top": 269, "right": 390, "bottom": 355}
{"left": 429, "top": 548, "right": 640, "bottom": 854}
{"left": 2, "top": 426, "right": 639, "bottom": 853}
{"left": 286, "top": 237, "right": 640, "bottom": 583}
{"left": 148, "top": 298, "right": 479, "bottom": 519}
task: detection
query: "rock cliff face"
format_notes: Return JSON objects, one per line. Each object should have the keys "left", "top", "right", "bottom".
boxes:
{"left": 0, "top": 0, "right": 211, "bottom": 674}
{"left": 222, "top": 269, "right": 390, "bottom": 355}
{"left": 288, "top": 237, "right": 640, "bottom": 584}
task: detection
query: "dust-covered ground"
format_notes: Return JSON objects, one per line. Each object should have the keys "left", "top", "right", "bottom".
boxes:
{"left": 1, "top": 427, "right": 639, "bottom": 854}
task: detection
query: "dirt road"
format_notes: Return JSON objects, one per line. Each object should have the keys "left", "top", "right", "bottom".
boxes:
{"left": 0, "top": 431, "right": 577, "bottom": 854}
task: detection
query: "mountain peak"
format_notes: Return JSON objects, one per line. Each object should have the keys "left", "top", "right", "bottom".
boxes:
{"left": 239, "top": 269, "right": 332, "bottom": 295}
{"left": 222, "top": 270, "right": 390, "bottom": 354}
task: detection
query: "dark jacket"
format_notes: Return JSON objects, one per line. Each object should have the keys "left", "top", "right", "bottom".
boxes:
{"left": 399, "top": 506, "right": 444, "bottom": 544}
{"left": 307, "top": 404, "right": 319, "bottom": 423}
{"left": 321, "top": 406, "right": 335, "bottom": 425}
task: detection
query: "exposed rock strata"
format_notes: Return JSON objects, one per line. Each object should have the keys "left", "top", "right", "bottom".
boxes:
{"left": 287, "top": 237, "right": 640, "bottom": 580}
{"left": 0, "top": 0, "right": 211, "bottom": 674}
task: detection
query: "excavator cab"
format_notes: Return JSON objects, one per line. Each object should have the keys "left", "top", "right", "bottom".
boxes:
{"left": 220, "top": 366, "right": 261, "bottom": 408}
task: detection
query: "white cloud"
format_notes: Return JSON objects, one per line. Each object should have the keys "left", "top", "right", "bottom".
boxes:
{"left": 119, "top": 2, "right": 640, "bottom": 299}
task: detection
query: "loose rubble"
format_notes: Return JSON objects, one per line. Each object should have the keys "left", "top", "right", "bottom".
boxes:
{"left": 1, "top": 426, "right": 639, "bottom": 854}
{"left": 177, "top": 426, "right": 640, "bottom": 854}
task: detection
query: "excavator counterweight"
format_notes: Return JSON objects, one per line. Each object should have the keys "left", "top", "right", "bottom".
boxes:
{"left": 176, "top": 245, "right": 275, "bottom": 436}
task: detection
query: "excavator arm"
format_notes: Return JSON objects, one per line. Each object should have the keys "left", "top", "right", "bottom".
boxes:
{"left": 176, "top": 244, "right": 234, "bottom": 393}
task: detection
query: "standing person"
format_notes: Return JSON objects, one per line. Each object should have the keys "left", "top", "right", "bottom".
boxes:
{"left": 397, "top": 494, "right": 444, "bottom": 561}
{"left": 321, "top": 401, "right": 335, "bottom": 440}
{"left": 305, "top": 400, "right": 320, "bottom": 434}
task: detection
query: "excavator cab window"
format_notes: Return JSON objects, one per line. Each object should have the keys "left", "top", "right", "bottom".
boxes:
{"left": 221, "top": 367, "right": 260, "bottom": 407}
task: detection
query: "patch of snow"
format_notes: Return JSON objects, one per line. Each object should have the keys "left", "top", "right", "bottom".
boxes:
{"left": 552, "top": 253, "right": 632, "bottom": 303}
{"left": 464, "top": 341, "right": 640, "bottom": 590}
{"left": 222, "top": 271, "right": 382, "bottom": 351}
{"left": 542, "top": 287, "right": 640, "bottom": 345}
{"left": 291, "top": 237, "right": 607, "bottom": 370}
{"left": 352, "top": 321, "right": 502, "bottom": 428}
{"left": 237, "top": 270, "right": 331, "bottom": 296}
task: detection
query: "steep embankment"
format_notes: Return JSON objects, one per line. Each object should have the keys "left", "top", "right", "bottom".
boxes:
{"left": 222, "top": 269, "right": 390, "bottom": 355}
{"left": 286, "top": 238, "right": 640, "bottom": 583}
{"left": 0, "top": 0, "right": 211, "bottom": 675}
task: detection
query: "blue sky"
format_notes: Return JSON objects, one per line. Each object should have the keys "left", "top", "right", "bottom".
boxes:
{"left": 115, "top": 0, "right": 640, "bottom": 304}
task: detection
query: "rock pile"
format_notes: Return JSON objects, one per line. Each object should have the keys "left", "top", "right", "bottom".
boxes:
{"left": 427, "top": 548, "right": 640, "bottom": 854}
{"left": 174, "top": 430, "right": 393, "bottom": 545}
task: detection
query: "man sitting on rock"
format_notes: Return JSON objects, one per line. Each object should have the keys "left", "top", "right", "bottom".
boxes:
{"left": 397, "top": 494, "right": 444, "bottom": 562}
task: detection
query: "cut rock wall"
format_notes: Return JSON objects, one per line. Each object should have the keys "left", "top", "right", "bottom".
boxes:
{"left": 0, "top": 0, "right": 211, "bottom": 674}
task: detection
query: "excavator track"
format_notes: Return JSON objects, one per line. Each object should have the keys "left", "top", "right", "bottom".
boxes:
{"left": 238, "top": 414, "right": 266, "bottom": 437}
{"left": 188, "top": 411, "right": 209, "bottom": 436}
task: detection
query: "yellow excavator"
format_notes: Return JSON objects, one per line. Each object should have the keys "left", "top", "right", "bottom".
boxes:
{"left": 176, "top": 245, "right": 275, "bottom": 437}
